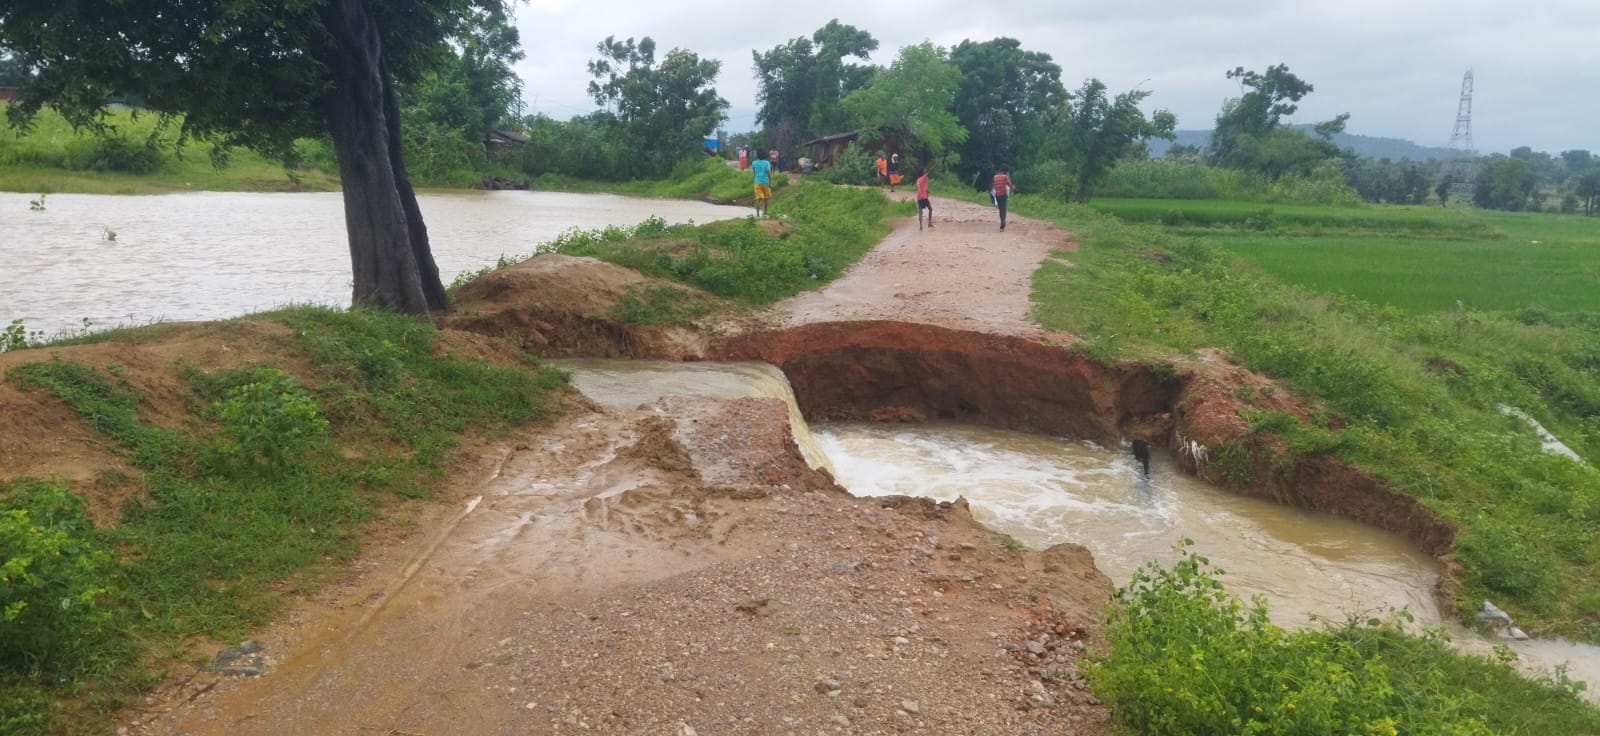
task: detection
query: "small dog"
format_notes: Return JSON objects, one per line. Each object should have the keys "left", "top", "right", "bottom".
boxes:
{"left": 1131, "top": 439, "right": 1151, "bottom": 478}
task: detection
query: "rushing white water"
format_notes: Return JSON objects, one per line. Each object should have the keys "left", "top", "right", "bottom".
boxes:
{"left": 1, "top": 190, "right": 740, "bottom": 338}
{"left": 559, "top": 359, "right": 1600, "bottom": 701}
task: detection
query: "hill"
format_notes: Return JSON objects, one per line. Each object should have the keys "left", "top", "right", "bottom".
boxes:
{"left": 1149, "top": 127, "right": 1457, "bottom": 162}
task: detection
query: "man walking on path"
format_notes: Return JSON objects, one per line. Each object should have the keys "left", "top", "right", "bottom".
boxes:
{"left": 916, "top": 170, "right": 933, "bottom": 230}
{"left": 751, "top": 150, "right": 773, "bottom": 218}
{"left": 992, "top": 166, "right": 1018, "bottom": 231}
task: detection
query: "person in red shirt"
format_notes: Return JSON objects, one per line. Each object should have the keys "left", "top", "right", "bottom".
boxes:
{"left": 992, "top": 165, "right": 1018, "bottom": 231}
{"left": 916, "top": 169, "right": 933, "bottom": 230}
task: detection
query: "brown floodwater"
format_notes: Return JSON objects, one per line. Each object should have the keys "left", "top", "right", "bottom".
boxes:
{"left": 1, "top": 190, "right": 739, "bottom": 337}
{"left": 562, "top": 359, "right": 1600, "bottom": 701}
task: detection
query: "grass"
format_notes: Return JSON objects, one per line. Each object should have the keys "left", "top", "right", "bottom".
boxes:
{"left": 0, "top": 307, "right": 566, "bottom": 734}
{"left": 0, "top": 103, "right": 339, "bottom": 194}
{"left": 1004, "top": 191, "right": 1600, "bottom": 643}
{"left": 1096, "top": 199, "right": 1600, "bottom": 314}
{"left": 463, "top": 176, "right": 905, "bottom": 306}
{"left": 1090, "top": 546, "right": 1600, "bottom": 735}
{"left": 527, "top": 156, "right": 784, "bottom": 204}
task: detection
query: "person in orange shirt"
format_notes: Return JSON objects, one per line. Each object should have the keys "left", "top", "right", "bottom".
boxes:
{"left": 992, "top": 165, "right": 1018, "bottom": 231}
{"left": 875, "top": 154, "right": 887, "bottom": 187}
{"left": 916, "top": 169, "right": 933, "bottom": 230}
{"left": 738, "top": 146, "right": 748, "bottom": 170}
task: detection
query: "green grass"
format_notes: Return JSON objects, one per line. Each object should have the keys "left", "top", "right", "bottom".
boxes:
{"left": 0, "top": 307, "right": 566, "bottom": 734}
{"left": 1098, "top": 199, "right": 1600, "bottom": 314}
{"left": 470, "top": 177, "right": 904, "bottom": 306}
{"left": 0, "top": 104, "right": 339, "bottom": 194}
{"left": 1090, "top": 547, "right": 1600, "bottom": 735}
{"left": 1011, "top": 193, "right": 1600, "bottom": 644}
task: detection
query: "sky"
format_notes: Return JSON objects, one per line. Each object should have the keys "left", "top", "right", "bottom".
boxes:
{"left": 509, "top": 0, "right": 1599, "bottom": 156}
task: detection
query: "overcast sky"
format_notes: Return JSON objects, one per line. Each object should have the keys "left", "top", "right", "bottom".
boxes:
{"left": 510, "top": 0, "right": 1598, "bottom": 155}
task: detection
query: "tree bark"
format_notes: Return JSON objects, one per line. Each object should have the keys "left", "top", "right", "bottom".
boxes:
{"left": 380, "top": 53, "right": 448, "bottom": 311}
{"left": 315, "top": 0, "right": 441, "bottom": 315}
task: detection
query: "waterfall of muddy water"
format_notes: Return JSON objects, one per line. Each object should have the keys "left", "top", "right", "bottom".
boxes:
{"left": 557, "top": 359, "right": 836, "bottom": 475}
{"left": 813, "top": 422, "right": 1442, "bottom": 627}
{"left": 558, "top": 360, "right": 1600, "bottom": 700}
{"left": 1, "top": 191, "right": 738, "bottom": 338}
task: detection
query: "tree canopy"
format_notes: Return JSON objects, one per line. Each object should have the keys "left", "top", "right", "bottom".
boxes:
{"left": 1210, "top": 64, "right": 1348, "bottom": 179}
{"left": 1043, "top": 79, "right": 1175, "bottom": 201}
{"left": 842, "top": 42, "right": 966, "bottom": 164}
{"left": 0, "top": 0, "right": 520, "bottom": 315}
{"left": 588, "top": 36, "right": 728, "bottom": 178}
{"left": 948, "top": 38, "right": 1066, "bottom": 185}
{"left": 752, "top": 20, "right": 878, "bottom": 152}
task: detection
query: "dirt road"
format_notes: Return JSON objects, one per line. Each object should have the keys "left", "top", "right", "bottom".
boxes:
{"left": 128, "top": 199, "right": 1113, "bottom": 735}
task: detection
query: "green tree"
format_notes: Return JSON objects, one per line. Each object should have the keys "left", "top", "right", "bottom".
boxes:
{"left": 751, "top": 20, "right": 878, "bottom": 153}
{"left": 0, "top": 0, "right": 515, "bottom": 315}
{"left": 948, "top": 38, "right": 1066, "bottom": 185}
{"left": 0, "top": 50, "right": 23, "bottom": 87}
{"left": 1210, "top": 64, "right": 1348, "bottom": 179}
{"left": 1473, "top": 156, "right": 1537, "bottom": 211}
{"left": 399, "top": 8, "right": 525, "bottom": 183}
{"left": 587, "top": 36, "right": 729, "bottom": 178}
{"left": 1576, "top": 170, "right": 1600, "bottom": 215}
{"left": 1560, "top": 149, "right": 1595, "bottom": 182}
{"left": 1044, "top": 79, "right": 1175, "bottom": 201}
{"left": 841, "top": 42, "right": 966, "bottom": 163}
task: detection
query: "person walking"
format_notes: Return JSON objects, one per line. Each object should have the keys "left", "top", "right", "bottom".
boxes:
{"left": 992, "top": 165, "right": 1018, "bottom": 231}
{"left": 875, "top": 154, "right": 887, "bottom": 187}
{"left": 751, "top": 150, "right": 773, "bottom": 218}
{"left": 916, "top": 169, "right": 933, "bottom": 230}
{"left": 888, "top": 153, "right": 901, "bottom": 191}
{"left": 738, "top": 146, "right": 749, "bottom": 171}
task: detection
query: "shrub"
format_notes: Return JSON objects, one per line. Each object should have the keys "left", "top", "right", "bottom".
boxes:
{"left": 814, "top": 142, "right": 879, "bottom": 186}
{"left": 1086, "top": 546, "right": 1600, "bottom": 735}
{"left": 209, "top": 368, "right": 331, "bottom": 474}
{"left": 0, "top": 481, "right": 112, "bottom": 676}
{"left": 61, "top": 134, "right": 165, "bottom": 174}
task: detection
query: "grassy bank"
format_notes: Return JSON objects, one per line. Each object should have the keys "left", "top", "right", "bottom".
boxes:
{"left": 939, "top": 187, "right": 1600, "bottom": 730}
{"left": 460, "top": 176, "right": 904, "bottom": 308}
{"left": 1013, "top": 193, "right": 1600, "bottom": 636}
{"left": 0, "top": 104, "right": 338, "bottom": 194}
{"left": 526, "top": 156, "right": 784, "bottom": 205}
{"left": 0, "top": 308, "right": 566, "bottom": 734}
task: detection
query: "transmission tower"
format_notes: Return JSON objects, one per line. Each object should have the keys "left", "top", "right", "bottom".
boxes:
{"left": 1445, "top": 70, "right": 1475, "bottom": 194}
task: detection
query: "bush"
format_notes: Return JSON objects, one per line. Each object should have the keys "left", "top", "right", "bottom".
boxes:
{"left": 0, "top": 481, "right": 112, "bottom": 676}
{"left": 1087, "top": 546, "right": 1599, "bottom": 735}
{"left": 814, "top": 142, "right": 879, "bottom": 186}
{"left": 61, "top": 134, "right": 165, "bottom": 174}
{"left": 209, "top": 368, "right": 331, "bottom": 474}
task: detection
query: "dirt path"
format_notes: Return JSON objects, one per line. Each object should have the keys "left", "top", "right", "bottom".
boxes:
{"left": 126, "top": 202, "right": 1115, "bottom": 736}
{"left": 774, "top": 193, "right": 1075, "bottom": 337}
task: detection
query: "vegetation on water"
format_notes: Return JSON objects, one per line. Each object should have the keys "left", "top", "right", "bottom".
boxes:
{"left": 0, "top": 307, "right": 566, "bottom": 734}
{"left": 1088, "top": 547, "right": 1600, "bottom": 735}
{"left": 1002, "top": 190, "right": 1600, "bottom": 644}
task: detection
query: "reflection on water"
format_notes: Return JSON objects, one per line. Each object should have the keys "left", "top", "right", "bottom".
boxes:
{"left": 1, "top": 190, "right": 739, "bottom": 337}
{"left": 813, "top": 422, "right": 1441, "bottom": 627}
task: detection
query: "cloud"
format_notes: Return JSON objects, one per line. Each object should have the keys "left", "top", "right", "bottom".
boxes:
{"left": 510, "top": 0, "right": 1598, "bottom": 153}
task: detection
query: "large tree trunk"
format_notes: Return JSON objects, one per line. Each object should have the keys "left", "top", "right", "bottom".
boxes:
{"left": 315, "top": 0, "right": 442, "bottom": 315}
{"left": 380, "top": 53, "right": 448, "bottom": 311}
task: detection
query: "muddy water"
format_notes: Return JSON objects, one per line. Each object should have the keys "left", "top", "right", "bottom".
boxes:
{"left": 561, "top": 360, "right": 1600, "bottom": 700}
{"left": 1, "top": 190, "right": 738, "bottom": 337}
{"left": 557, "top": 359, "right": 836, "bottom": 475}
{"left": 813, "top": 422, "right": 1441, "bottom": 626}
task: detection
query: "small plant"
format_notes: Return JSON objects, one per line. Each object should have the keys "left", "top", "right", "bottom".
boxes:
{"left": 0, "top": 481, "right": 113, "bottom": 676}
{"left": 103, "top": 227, "right": 117, "bottom": 242}
{"left": 2, "top": 320, "right": 43, "bottom": 353}
{"left": 27, "top": 194, "right": 45, "bottom": 212}
{"left": 210, "top": 368, "right": 330, "bottom": 473}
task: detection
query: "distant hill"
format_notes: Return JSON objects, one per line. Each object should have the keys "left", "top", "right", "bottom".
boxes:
{"left": 1148, "top": 127, "right": 1456, "bottom": 162}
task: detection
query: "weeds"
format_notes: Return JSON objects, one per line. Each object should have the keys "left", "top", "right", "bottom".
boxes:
{"left": 1088, "top": 546, "right": 1600, "bottom": 735}
{"left": 0, "top": 307, "right": 567, "bottom": 733}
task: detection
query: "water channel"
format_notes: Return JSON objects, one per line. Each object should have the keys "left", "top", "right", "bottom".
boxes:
{"left": 1, "top": 190, "right": 739, "bottom": 337}
{"left": 562, "top": 359, "right": 1600, "bottom": 701}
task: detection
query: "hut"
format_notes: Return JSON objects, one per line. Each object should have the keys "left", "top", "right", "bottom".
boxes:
{"left": 801, "top": 131, "right": 858, "bottom": 167}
